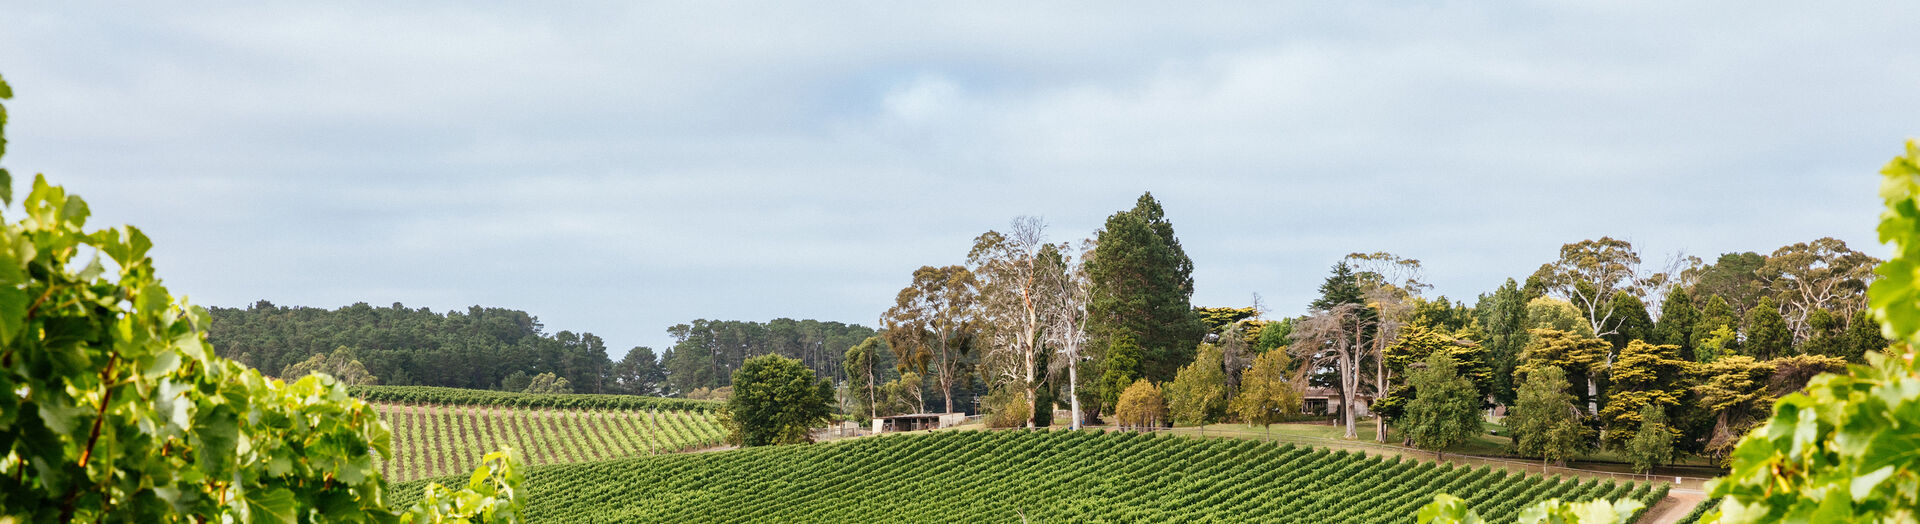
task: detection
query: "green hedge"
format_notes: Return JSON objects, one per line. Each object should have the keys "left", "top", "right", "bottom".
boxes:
{"left": 348, "top": 385, "right": 720, "bottom": 412}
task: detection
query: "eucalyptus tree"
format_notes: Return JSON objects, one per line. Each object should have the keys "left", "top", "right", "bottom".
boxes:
{"left": 1290, "top": 301, "right": 1372, "bottom": 439}
{"left": 1040, "top": 240, "right": 1095, "bottom": 429}
{"left": 968, "top": 216, "right": 1060, "bottom": 428}
{"left": 1759, "top": 237, "right": 1878, "bottom": 338}
{"left": 1347, "top": 251, "right": 1425, "bottom": 442}
{"left": 882, "top": 265, "right": 980, "bottom": 413}
{"left": 1528, "top": 237, "right": 1660, "bottom": 342}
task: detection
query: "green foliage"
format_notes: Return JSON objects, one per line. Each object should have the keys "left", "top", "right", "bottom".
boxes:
{"left": 1113, "top": 379, "right": 1165, "bottom": 430}
{"left": 1599, "top": 292, "right": 1654, "bottom": 351}
{"left": 1096, "top": 333, "right": 1142, "bottom": 413}
{"left": 1509, "top": 366, "right": 1590, "bottom": 466}
{"left": 210, "top": 301, "right": 616, "bottom": 393}
{"left": 843, "top": 336, "right": 882, "bottom": 422}
{"left": 1692, "top": 295, "right": 1739, "bottom": 358}
{"left": 521, "top": 372, "right": 573, "bottom": 394}
{"left": 1598, "top": 340, "right": 1688, "bottom": 446}
{"left": 1693, "top": 325, "right": 1737, "bottom": 363}
{"left": 1413, "top": 296, "right": 1476, "bottom": 333}
{"left": 1404, "top": 353, "right": 1482, "bottom": 458}
{"left": 664, "top": 318, "right": 879, "bottom": 397}
{"left": 1165, "top": 343, "right": 1228, "bottom": 425}
{"left": 0, "top": 78, "right": 519, "bottom": 522}
{"left": 1384, "top": 324, "right": 1494, "bottom": 419}
{"left": 1195, "top": 305, "right": 1258, "bottom": 333}
{"left": 1525, "top": 298, "right": 1593, "bottom": 337}
{"left": 1688, "top": 253, "right": 1770, "bottom": 314}
{"left": 1698, "top": 139, "right": 1920, "bottom": 523}
{"left": 434, "top": 430, "right": 1665, "bottom": 522}
{"left": 1087, "top": 192, "right": 1204, "bottom": 383}
{"left": 723, "top": 354, "right": 833, "bottom": 446}
{"left": 280, "top": 346, "right": 380, "bottom": 386}
{"left": 373, "top": 402, "right": 723, "bottom": 482}
{"left": 982, "top": 385, "right": 1032, "bottom": 428}
{"left": 1514, "top": 328, "right": 1607, "bottom": 410}
{"left": 1230, "top": 350, "right": 1301, "bottom": 430}
{"left": 1253, "top": 317, "right": 1295, "bottom": 353}
{"left": 1476, "top": 279, "right": 1531, "bottom": 406}
{"left": 1844, "top": 309, "right": 1892, "bottom": 361}
{"left": 1313, "top": 261, "right": 1368, "bottom": 310}
{"left": 1738, "top": 297, "right": 1791, "bottom": 359}
{"left": 1653, "top": 288, "right": 1699, "bottom": 355}
{"left": 346, "top": 384, "right": 718, "bottom": 411}
{"left": 1624, "top": 404, "right": 1673, "bottom": 475}
{"left": 1417, "top": 494, "right": 1645, "bottom": 524}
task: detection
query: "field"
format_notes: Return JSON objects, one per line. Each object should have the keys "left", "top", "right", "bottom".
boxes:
{"left": 375, "top": 403, "right": 727, "bottom": 482}
{"left": 391, "top": 429, "right": 1668, "bottom": 523}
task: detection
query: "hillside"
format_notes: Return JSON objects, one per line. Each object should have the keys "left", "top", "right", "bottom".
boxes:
{"left": 365, "top": 387, "right": 727, "bottom": 482}
{"left": 390, "top": 430, "right": 1668, "bottom": 523}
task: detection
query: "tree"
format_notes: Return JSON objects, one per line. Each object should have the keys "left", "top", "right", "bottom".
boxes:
{"left": 1652, "top": 288, "right": 1699, "bottom": 355}
{"left": 1113, "top": 379, "right": 1166, "bottom": 431}
{"left": 1760, "top": 237, "right": 1878, "bottom": 337}
{"left": 522, "top": 372, "right": 573, "bottom": 394}
{"left": 881, "top": 265, "right": 979, "bottom": 413}
{"left": 1514, "top": 328, "right": 1608, "bottom": 415}
{"left": 1195, "top": 306, "right": 1259, "bottom": 334}
{"left": 1378, "top": 325, "right": 1492, "bottom": 424}
{"left": 1694, "top": 325, "right": 1738, "bottom": 363}
{"left": 1290, "top": 301, "right": 1371, "bottom": 439}
{"left": 1841, "top": 309, "right": 1889, "bottom": 362}
{"left": 1599, "top": 291, "right": 1654, "bottom": 352}
{"left": 1166, "top": 343, "right": 1228, "bottom": 427}
{"left": 723, "top": 354, "right": 834, "bottom": 446}
{"left": 843, "top": 337, "right": 883, "bottom": 422}
{"left": 1096, "top": 334, "right": 1142, "bottom": 414}
{"left": 1692, "top": 295, "right": 1738, "bottom": 351}
{"left": 1796, "top": 309, "right": 1845, "bottom": 358}
{"left": 1041, "top": 241, "right": 1095, "bottom": 429}
{"left": 969, "top": 217, "right": 1060, "bottom": 428}
{"left": 1475, "top": 279, "right": 1530, "bottom": 407}
{"left": 1685, "top": 252, "right": 1769, "bottom": 313}
{"left": 1625, "top": 404, "right": 1674, "bottom": 479}
{"left": 0, "top": 74, "right": 519, "bottom": 522}
{"left": 1598, "top": 340, "right": 1688, "bottom": 447}
{"left": 612, "top": 346, "right": 668, "bottom": 396}
{"left": 1740, "top": 297, "right": 1791, "bottom": 359}
{"left": 1525, "top": 297, "right": 1593, "bottom": 336}
{"left": 1690, "top": 355, "right": 1774, "bottom": 459}
{"left": 1231, "top": 350, "right": 1301, "bottom": 436}
{"left": 1698, "top": 139, "right": 1920, "bottom": 523}
{"left": 278, "top": 346, "right": 379, "bottom": 386}
{"left": 1086, "top": 193, "right": 1204, "bottom": 383}
{"left": 1528, "top": 237, "right": 1655, "bottom": 339}
{"left": 1508, "top": 365, "right": 1589, "bottom": 467}
{"left": 1347, "top": 251, "right": 1426, "bottom": 443}
{"left": 1404, "top": 352, "right": 1481, "bottom": 460}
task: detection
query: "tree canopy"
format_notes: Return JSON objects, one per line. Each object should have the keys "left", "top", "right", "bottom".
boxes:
{"left": 724, "top": 354, "right": 834, "bottom": 446}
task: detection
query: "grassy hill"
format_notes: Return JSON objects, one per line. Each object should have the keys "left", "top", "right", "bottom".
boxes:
{"left": 391, "top": 429, "right": 1668, "bottom": 523}
{"left": 367, "top": 390, "right": 727, "bottom": 482}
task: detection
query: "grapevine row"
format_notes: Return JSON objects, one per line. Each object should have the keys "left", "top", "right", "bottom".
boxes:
{"left": 373, "top": 403, "right": 726, "bottom": 482}
{"left": 348, "top": 385, "right": 720, "bottom": 411}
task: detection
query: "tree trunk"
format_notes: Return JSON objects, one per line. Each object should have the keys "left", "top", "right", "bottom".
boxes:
{"left": 1376, "top": 355, "right": 1388, "bottom": 443}
{"left": 1068, "top": 358, "right": 1082, "bottom": 430}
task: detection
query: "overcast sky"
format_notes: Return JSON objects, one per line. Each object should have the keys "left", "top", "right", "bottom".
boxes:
{"left": 2, "top": 2, "right": 1915, "bottom": 358}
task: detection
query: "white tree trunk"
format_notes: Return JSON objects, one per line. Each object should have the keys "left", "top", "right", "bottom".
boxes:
{"left": 1068, "top": 358, "right": 1082, "bottom": 430}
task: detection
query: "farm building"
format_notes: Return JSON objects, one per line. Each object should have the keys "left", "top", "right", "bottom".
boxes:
{"left": 871, "top": 413, "right": 968, "bottom": 434}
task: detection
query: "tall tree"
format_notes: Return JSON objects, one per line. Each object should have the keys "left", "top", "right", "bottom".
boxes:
{"left": 1041, "top": 242, "right": 1095, "bottom": 429}
{"left": 1797, "top": 309, "right": 1846, "bottom": 359}
{"left": 1086, "top": 193, "right": 1203, "bottom": 383}
{"left": 882, "top": 265, "right": 979, "bottom": 413}
{"left": 843, "top": 337, "right": 883, "bottom": 422}
{"left": 612, "top": 346, "right": 667, "bottom": 396}
{"left": 1096, "top": 334, "right": 1143, "bottom": 414}
{"left": 1741, "top": 297, "right": 1792, "bottom": 359}
{"left": 1508, "top": 365, "right": 1590, "bottom": 467}
{"left": 1475, "top": 279, "right": 1531, "bottom": 407}
{"left": 1290, "top": 302, "right": 1372, "bottom": 439}
{"left": 1684, "top": 252, "right": 1770, "bottom": 313}
{"left": 1652, "top": 288, "right": 1699, "bottom": 355}
{"left": 1379, "top": 325, "right": 1492, "bottom": 422}
{"left": 1529, "top": 237, "right": 1657, "bottom": 341}
{"left": 1760, "top": 238, "right": 1878, "bottom": 337}
{"left": 969, "top": 217, "right": 1059, "bottom": 428}
{"left": 1347, "top": 252, "right": 1425, "bottom": 443}
{"left": 1404, "top": 352, "right": 1481, "bottom": 460}
{"left": 1841, "top": 310, "right": 1890, "bottom": 362}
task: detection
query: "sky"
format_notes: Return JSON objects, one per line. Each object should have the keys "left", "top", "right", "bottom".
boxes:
{"left": 1, "top": 2, "right": 1915, "bottom": 358}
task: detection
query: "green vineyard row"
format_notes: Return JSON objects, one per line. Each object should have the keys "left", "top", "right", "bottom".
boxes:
{"left": 390, "top": 429, "right": 1668, "bottom": 523}
{"left": 374, "top": 403, "right": 727, "bottom": 482}
{"left": 348, "top": 385, "right": 720, "bottom": 411}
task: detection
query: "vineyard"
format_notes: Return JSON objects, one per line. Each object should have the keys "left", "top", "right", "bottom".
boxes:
{"left": 375, "top": 402, "right": 727, "bottom": 482}
{"left": 391, "top": 429, "right": 1668, "bottom": 523}
{"left": 349, "top": 385, "right": 720, "bottom": 411}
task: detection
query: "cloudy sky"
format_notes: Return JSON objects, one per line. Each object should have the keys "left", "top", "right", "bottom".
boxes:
{"left": 2, "top": 2, "right": 1915, "bottom": 357}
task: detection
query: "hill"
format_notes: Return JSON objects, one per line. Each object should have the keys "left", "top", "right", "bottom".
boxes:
{"left": 389, "top": 429, "right": 1667, "bottom": 523}
{"left": 365, "top": 387, "right": 726, "bottom": 482}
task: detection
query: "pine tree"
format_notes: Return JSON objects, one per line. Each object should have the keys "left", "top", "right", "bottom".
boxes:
{"left": 1693, "top": 295, "right": 1738, "bottom": 354}
{"left": 1842, "top": 310, "right": 1890, "bottom": 362}
{"left": 1087, "top": 193, "right": 1204, "bottom": 383}
{"left": 1741, "top": 297, "right": 1792, "bottom": 359}
{"left": 1652, "top": 288, "right": 1698, "bottom": 354}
